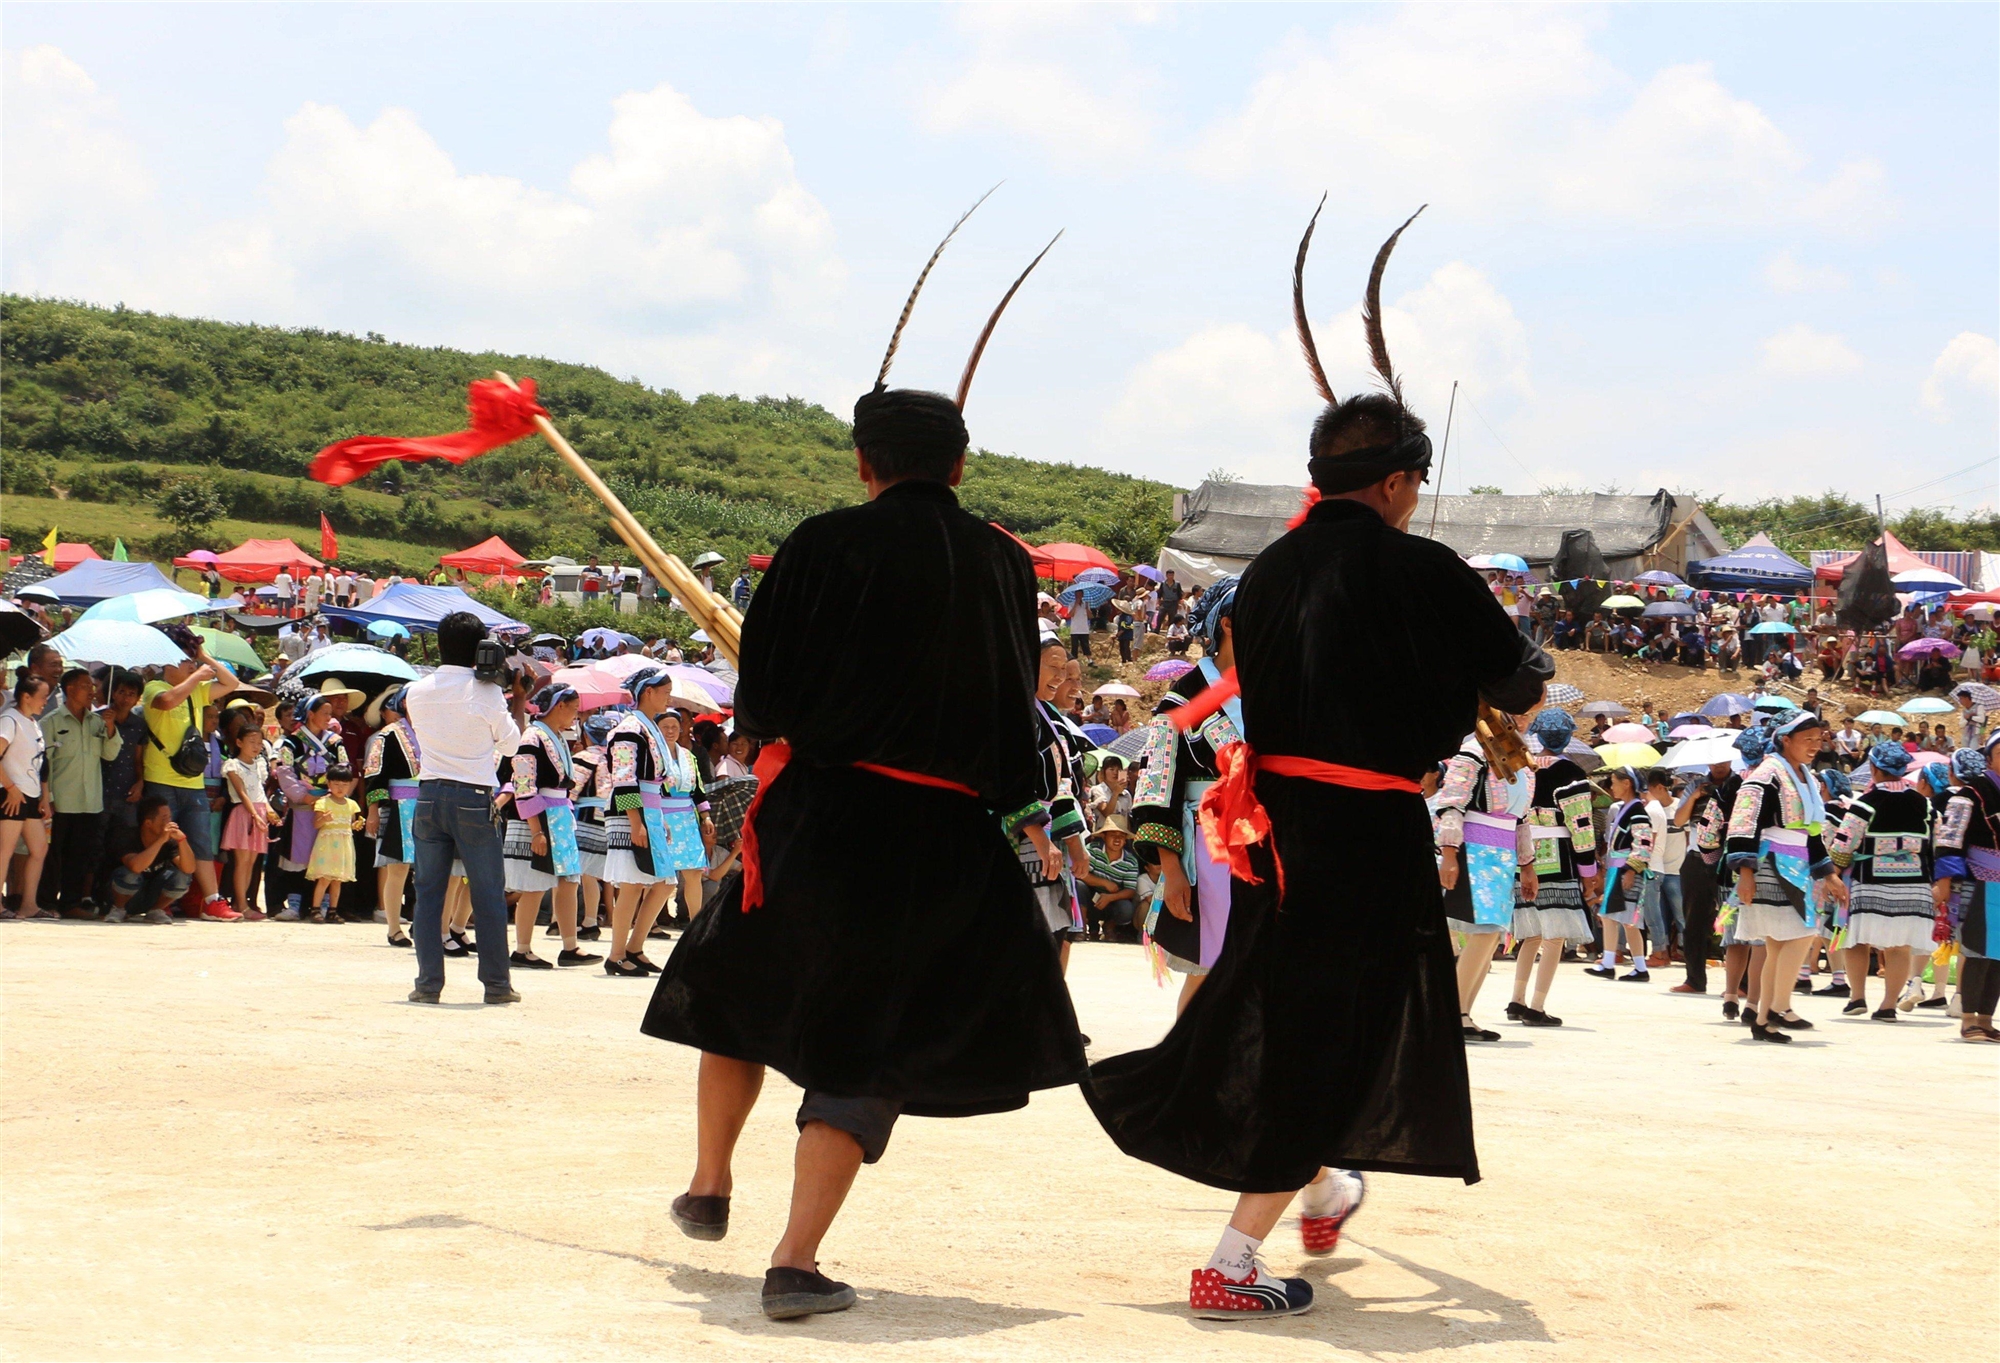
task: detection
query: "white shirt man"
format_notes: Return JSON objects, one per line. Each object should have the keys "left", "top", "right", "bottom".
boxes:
{"left": 302, "top": 573, "right": 324, "bottom": 614}
{"left": 335, "top": 571, "right": 356, "bottom": 605}
{"left": 403, "top": 666, "right": 522, "bottom": 787}
{"left": 273, "top": 570, "right": 295, "bottom": 612}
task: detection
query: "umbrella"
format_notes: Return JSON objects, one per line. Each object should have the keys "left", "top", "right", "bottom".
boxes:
{"left": 48, "top": 620, "right": 186, "bottom": 668}
{"left": 1668, "top": 712, "right": 1703, "bottom": 729}
{"left": 1854, "top": 710, "right": 1904, "bottom": 726}
{"left": 1094, "top": 682, "right": 1141, "bottom": 699}
{"left": 78, "top": 588, "right": 222, "bottom": 625}
{"left": 664, "top": 664, "right": 733, "bottom": 705}
{"left": 1073, "top": 567, "right": 1120, "bottom": 588}
{"left": 366, "top": 619, "right": 411, "bottom": 640}
{"left": 1105, "top": 725, "right": 1156, "bottom": 762}
{"left": 1752, "top": 694, "right": 1798, "bottom": 711}
{"left": 1484, "top": 553, "right": 1530, "bottom": 573}
{"left": 191, "top": 626, "right": 267, "bottom": 675}
{"left": 16, "top": 584, "right": 60, "bottom": 603}
{"left": 1641, "top": 601, "right": 1694, "bottom": 619}
{"left": 593, "top": 653, "right": 659, "bottom": 680}
{"left": 1601, "top": 722, "right": 1658, "bottom": 744}
{"left": 0, "top": 601, "right": 47, "bottom": 654}
{"left": 1131, "top": 564, "right": 1164, "bottom": 584}
{"left": 1543, "top": 682, "right": 1585, "bottom": 706}
{"left": 293, "top": 642, "right": 420, "bottom": 685}
{"left": 1898, "top": 637, "right": 1960, "bottom": 660}
{"left": 1699, "top": 693, "right": 1756, "bottom": 718}
{"left": 179, "top": 550, "right": 219, "bottom": 565}
{"left": 1058, "top": 582, "right": 1114, "bottom": 610}
{"left": 1952, "top": 683, "right": 2000, "bottom": 707}
{"left": 530, "top": 632, "right": 568, "bottom": 647}
{"left": 1601, "top": 595, "right": 1644, "bottom": 611}
{"left": 1080, "top": 723, "right": 1119, "bottom": 746}
{"left": 690, "top": 629, "right": 712, "bottom": 645}
{"left": 505, "top": 653, "right": 554, "bottom": 684}
{"left": 1747, "top": 621, "right": 1797, "bottom": 635}
{"left": 577, "top": 627, "right": 627, "bottom": 650}
{"left": 1635, "top": 570, "right": 1683, "bottom": 586}
{"left": 1900, "top": 697, "right": 1955, "bottom": 715}
{"left": 1529, "top": 734, "right": 1604, "bottom": 772}
{"left": 1659, "top": 736, "right": 1746, "bottom": 771}
{"left": 1667, "top": 723, "right": 1722, "bottom": 739}
{"left": 665, "top": 682, "right": 720, "bottom": 716}
{"left": 551, "top": 664, "right": 631, "bottom": 712}
{"left": 1595, "top": 742, "right": 1661, "bottom": 769}
{"left": 1145, "top": 659, "right": 1194, "bottom": 682}
{"left": 1578, "top": 700, "right": 1630, "bottom": 717}
{"left": 689, "top": 551, "right": 727, "bottom": 571}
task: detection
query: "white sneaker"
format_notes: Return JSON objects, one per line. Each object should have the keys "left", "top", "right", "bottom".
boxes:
{"left": 372, "top": 909, "right": 387, "bottom": 924}
{"left": 143, "top": 908, "right": 172, "bottom": 925}
{"left": 104, "top": 906, "right": 127, "bottom": 924}
{"left": 275, "top": 906, "right": 302, "bottom": 922}
{"left": 1948, "top": 993, "right": 1963, "bottom": 1017}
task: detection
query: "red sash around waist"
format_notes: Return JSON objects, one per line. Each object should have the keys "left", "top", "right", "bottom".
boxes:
{"left": 1197, "top": 743, "right": 1423, "bottom": 900}
{"left": 740, "top": 742, "right": 979, "bottom": 912}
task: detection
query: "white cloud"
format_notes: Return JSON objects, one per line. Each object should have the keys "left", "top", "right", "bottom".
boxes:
{"left": 1764, "top": 248, "right": 1848, "bottom": 293}
{"left": 1194, "top": 8, "right": 1890, "bottom": 231}
{"left": 1760, "top": 324, "right": 1863, "bottom": 376}
{"left": 1100, "top": 260, "right": 1530, "bottom": 485}
{"left": 1920, "top": 331, "right": 1999, "bottom": 419}
{"left": 1, "top": 48, "right": 844, "bottom": 397}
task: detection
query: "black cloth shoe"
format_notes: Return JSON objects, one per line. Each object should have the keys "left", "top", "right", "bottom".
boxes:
{"left": 1917, "top": 996, "right": 1948, "bottom": 1009}
{"left": 1617, "top": 970, "right": 1650, "bottom": 982}
{"left": 442, "top": 931, "right": 470, "bottom": 957}
{"left": 408, "top": 988, "right": 440, "bottom": 1004}
{"left": 1750, "top": 1017, "right": 1792, "bottom": 1043}
{"left": 1773, "top": 1010, "right": 1813, "bottom": 1030}
{"left": 1871, "top": 1007, "right": 1900, "bottom": 1022}
{"left": 557, "top": 948, "right": 602, "bottom": 966}
{"left": 1518, "top": 1007, "right": 1563, "bottom": 1027}
{"left": 577, "top": 924, "right": 602, "bottom": 941}
{"left": 670, "top": 1193, "right": 730, "bottom": 1241}
{"left": 1722, "top": 999, "right": 1740, "bottom": 1020}
{"left": 762, "top": 1266, "right": 856, "bottom": 1320}
{"left": 1811, "top": 981, "right": 1850, "bottom": 997}
{"left": 1504, "top": 1000, "right": 1527, "bottom": 1019}
{"left": 627, "top": 955, "right": 660, "bottom": 976}
{"left": 1842, "top": 999, "right": 1868, "bottom": 1016}
{"left": 544, "top": 922, "right": 563, "bottom": 937}
{"left": 1583, "top": 965, "right": 1616, "bottom": 979}
{"left": 509, "top": 951, "right": 555, "bottom": 970}
{"left": 604, "top": 957, "right": 642, "bottom": 977}
{"left": 484, "top": 987, "right": 521, "bottom": 1005}
{"left": 1461, "top": 1018, "right": 1501, "bottom": 1042}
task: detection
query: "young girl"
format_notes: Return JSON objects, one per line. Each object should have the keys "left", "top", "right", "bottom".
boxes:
{"left": 221, "top": 724, "right": 281, "bottom": 921}
{"left": 305, "top": 765, "right": 363, "bottom": 924}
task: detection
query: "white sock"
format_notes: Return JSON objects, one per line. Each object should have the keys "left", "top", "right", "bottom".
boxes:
{"left": 1300, "top": 1169, "right": 1361, "bottom": 1219}
{"left": 1207, "top": 1227, "right": 1263, "bottom": 1279}
{"left": 1600, "top": 948, "right": 1617, "bottom": 968}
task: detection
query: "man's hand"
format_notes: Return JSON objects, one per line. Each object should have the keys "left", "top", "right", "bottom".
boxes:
{"left": 166, "top": 821, "right": 188, "bottom": 843}
{"left": 1160, "top": 855, "right": 1193, "bottom": 921}
{"left": 1437, "top": 851, "right": 1460, "bottom": 892}
{"left": 127, "top": 781, "right": 143, "bottom": 804}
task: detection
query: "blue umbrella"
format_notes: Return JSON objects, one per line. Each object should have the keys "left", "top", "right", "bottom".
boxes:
{"left": 48, "top": 620, "right": 186, "bottom": 668}
{"left": 366, "top": 619, "right": 411, "bottom": 640}
{"left": 1635, "top": 570, "right": 1683, "bottom": 586}
{"left": 1752, "top": 693, "right": 1798, "bottom": 712}
{"left": 1747, "top": 621, "right": 1797, "bottom": 635}
{"left": 79, "top": 588, "right": 222, "bottom": 625}
{"left": 1081, "top": 723, "right": 1119, "bottom": 746}
{"left": 1073, "top": 567, "right": 1120, "bottom": 589}
{"left": 293, "top": 642, "right": 419, "bottom": 682}
{"left": 1487, "top": 553, "right": 1530, "bottom": 573}
{"left": 1642, "top": 601, "right": 1694, "bottom": 618}
{"left": 1059, "top": 582, "right": 1114, "bottom": 609}
{"left": 1699, "top": 693, "right": 1755, "bottom": 718}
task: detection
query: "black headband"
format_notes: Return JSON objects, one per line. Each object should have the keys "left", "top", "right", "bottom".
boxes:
{"left": 1307, "top": 431, "right": 1433, "bottom": 494}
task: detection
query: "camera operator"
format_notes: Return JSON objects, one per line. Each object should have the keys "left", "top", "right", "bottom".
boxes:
{"left": 402, "top": 612, "right": 523, "bottom": 1004}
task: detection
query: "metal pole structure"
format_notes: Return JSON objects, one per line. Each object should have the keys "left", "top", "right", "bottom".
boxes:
{"left": 1428, "top": 380, "right": 1457, "bottom": 537}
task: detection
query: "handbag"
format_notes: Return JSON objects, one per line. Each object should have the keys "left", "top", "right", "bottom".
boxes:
{"left": 148, "top": 696, "right": 209, "bottom": 779}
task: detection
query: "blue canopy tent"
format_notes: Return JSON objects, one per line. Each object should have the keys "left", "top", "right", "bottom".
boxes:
{"left": 318, "top": 582, "right": 526, "bottom": 635}
{"left": 32, "top": 559, "right": 180, "bottom": 607}
{"left": 1687, "top": 533, "right": 1813, "bottom": 592}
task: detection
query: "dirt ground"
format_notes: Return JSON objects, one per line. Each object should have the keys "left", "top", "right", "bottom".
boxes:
{"left": 3, "top": 921, "right": 1994, "bottom": 1362}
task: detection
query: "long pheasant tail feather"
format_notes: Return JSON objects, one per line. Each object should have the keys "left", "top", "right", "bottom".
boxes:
{"left": 876, "top": 183, "right": 1001, "bottom": 389}
{"left": 955, "top": 229, "right": 1062, "bottom": 409}
{"left": 1293, "top": 193, "right": 1335, "bottom": 405}
{"left": 1362, "top": 204, "right": 1426, "bottom": 405}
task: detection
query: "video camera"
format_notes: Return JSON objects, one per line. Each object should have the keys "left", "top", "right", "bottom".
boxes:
{"left": 473, "top": 636, "right": 509, "bottom": 686}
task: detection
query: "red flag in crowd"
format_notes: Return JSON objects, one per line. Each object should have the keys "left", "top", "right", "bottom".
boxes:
{"left": 320, "top": 513, "right": 339, "bottom": 563}
{"left": 308, "top": 378, "right": 549, "bottom": 487}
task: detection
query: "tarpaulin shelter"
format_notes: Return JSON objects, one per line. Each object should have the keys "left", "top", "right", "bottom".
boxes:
{"left": 439, "top": 535, "right": 532, "bottom": 576}
{"left": 318, "top": 582, "right": 526, "bottom": 635}
{"left": 1687, "top": 532, "right": 1813, "bottom": 592}
{"left": 33, "top": 559, "right": 179, "bottom": 607}
{"left": 189, "top": 538, "right": 323, "bottom": 585}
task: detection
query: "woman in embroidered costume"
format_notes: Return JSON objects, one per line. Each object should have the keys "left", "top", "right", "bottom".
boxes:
{"left": 570, "top": 717, "right": 612, "bottom": 941}
{"left": 1713, "top": 724, "right": 1773, "bottom": 1023}
{"left": 1507, "top": 709, "right": 1598, "bottom": 1026}
{"left": 1432, "top": 731, "right": 1536, "bottom": 1040}
{"left": 363, "top": 686, "right": 420, "bottom": 948}
{"left": 1827, "top": 742, "right": 1938, "bottom": 1021}
{"left": 1128, "top": 579, "right": 1244, "bottom": 1013}
{"left": 274, "top": 694, "right": 341, "bottom": 921}
{"left": 1670, "top": 749, "right": 1739, "bottom": 1004}
{"left": 1586, "top": 767, "right": 1656, "bottom": 984}
{"left": 1007, "top": 637, "right": 1091, "bottom": 968}
{"left": 600, "top": 669, "right": 697, "bottom": 978}
{"left": 1930, "top": 740, "right": 2000, "bottom": 1042}
{"left": 499, "top": 685, "right": 600, "bottom": 970}
{"left": 1724, "top": 711, "right": 1848, "bottom": 1043}
{"left": 1083, "top": 203, "right": 1552, "bottom": 1321}
{"left": 1909, "top": 755, "right": 1967, "bottom": 1011}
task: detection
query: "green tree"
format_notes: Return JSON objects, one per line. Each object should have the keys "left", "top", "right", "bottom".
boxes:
{"left": 1468, "top": 484, "right": 1502, "bottom": 495}
{"left": 158, "top": 475, "right": 226, "bottom": 538}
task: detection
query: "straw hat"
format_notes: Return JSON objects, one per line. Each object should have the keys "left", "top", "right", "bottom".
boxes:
{"left": 1088, "top": 813, "right": 1133, "bottom": 840}
{"left": 316, "top": 676, "right": 367, "bottom": 708}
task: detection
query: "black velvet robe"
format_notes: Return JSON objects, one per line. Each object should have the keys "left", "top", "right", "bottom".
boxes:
{"left": 643, "top": 479, "right": 1086, "bottom": 1117}
{"left": 1083, "top": 497, "right": 1550, "bottom": 1192}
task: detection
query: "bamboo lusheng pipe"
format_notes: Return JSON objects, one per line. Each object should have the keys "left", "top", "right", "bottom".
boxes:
{"left": 493, "top": 371, "right": 742, "bottom": 666}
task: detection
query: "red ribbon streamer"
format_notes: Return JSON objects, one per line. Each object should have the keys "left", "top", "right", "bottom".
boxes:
{"left": 308, "top": 378, "right": 549, "bottom": 487}
{"left": 1197, "top": 743, "right": 1422, "bottom": 899}
{"left": 739, "top": 742, "right": 978, "bottom": 912}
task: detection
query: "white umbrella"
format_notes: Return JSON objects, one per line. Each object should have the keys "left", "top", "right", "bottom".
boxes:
{"left": 1659, "top": 735, "right": 1747, "bottom": 771}
{"left": 78, "top": 588, "right": 224, "bottom": 625}
{"left": 48, "top": 620, "right": 187, "bottom": 668}
{"left": 1093, "top": 682, "right": 1142, "bottom": 699}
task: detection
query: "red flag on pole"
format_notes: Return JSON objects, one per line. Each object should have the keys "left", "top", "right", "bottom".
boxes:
{"left": 308, "top": 378, "right": 549, "bottom": 487}
{"left": 320, "top": 513, "right": 339, "bottom": 563}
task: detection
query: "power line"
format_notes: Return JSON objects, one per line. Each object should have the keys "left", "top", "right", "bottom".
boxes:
{"left": 1456, "top": 390, "right": 1536, "bottom": 481}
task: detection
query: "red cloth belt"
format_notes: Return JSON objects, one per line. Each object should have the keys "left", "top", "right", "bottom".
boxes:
{"left": 1197, "top": 743, "right": 1423, "bottom": 900}
{"left": 739, "top": 742, "right": 978, "bottom": 912}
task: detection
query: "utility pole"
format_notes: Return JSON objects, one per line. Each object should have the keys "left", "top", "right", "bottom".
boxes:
{"left": 1428, "top": 380, "right": 1458, "bottom": 537}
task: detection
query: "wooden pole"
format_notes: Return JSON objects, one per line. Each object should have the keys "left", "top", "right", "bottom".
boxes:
{"left": 493, "top": 372, "right": 742, "bottom": 665}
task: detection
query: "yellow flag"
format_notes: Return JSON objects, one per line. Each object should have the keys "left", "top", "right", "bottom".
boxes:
{"left": 41, "top": 526, "right": 58, "bottom": 564}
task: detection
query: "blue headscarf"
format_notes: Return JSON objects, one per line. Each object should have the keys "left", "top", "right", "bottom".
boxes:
{"left": 1868, "top": 739, "right": 1912, "bottom": 779}
{"left": 1818, "top": 767, "right": 1852, "bottom": 799}
{"left": 626, "top": 667, "right": 674, "bottom": 701}
{"left": 1734, "top": 724, "right": 1772, "bottom": 766}
{"left": 1195, "top": 576, "right": 1239, "bottom": 648}
{"left": 1951, "top": 747, "right": 1988, "bottom": 783}
{"left": 1528, "top": 709, "right": 1575, "bottom": 747}
{"left": 1914, "top": 757, "right": 1952, "bottom": 792}
{"left": 532, "top": 683, "right": 579, "bottom": 716}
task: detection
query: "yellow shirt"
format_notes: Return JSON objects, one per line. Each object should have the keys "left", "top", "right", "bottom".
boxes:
{"left": 140, "top": 680, "right": 211, "bottom": 789}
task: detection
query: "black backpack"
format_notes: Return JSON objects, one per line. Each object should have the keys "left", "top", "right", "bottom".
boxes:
{"left": 148, "top": 696, "right": 209, "bottom": 779}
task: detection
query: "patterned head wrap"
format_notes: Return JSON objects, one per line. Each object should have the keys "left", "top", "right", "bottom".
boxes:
{"left": 1527, "top": 709, "right": 1575, "bottom": 747}
{"left": 1914, "top": 757, "right": 1952, "bottom": 792}
{"left": 1734, "top": 724, "right": 1772, "bottom": 765}
{"left": 379, "top": 686, "right": 407, "bottom": 717}
{"left": 1951, "top": 747, "right": 1988, "bottom": 782}
{"left": 626, "top": 668, "right": 674, "bottom": 701}
{"left": 1194, "top": 576, "right": 1239, "bottom": 648}
{"left": 1818, "top": 767, "right": 1853, "bottom": 799}
{"left": 1773, "top": 710, "right": 1825, "bottom": 739}
{"left": 532, "top": 683, "right": 579, "bottom": 715}
{"left": 1867, "top": 740, "right": 1912, "bottom": 779}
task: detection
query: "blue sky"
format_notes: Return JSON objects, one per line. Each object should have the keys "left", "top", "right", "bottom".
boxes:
{"left": 6, "top": 3, "right": 1995, "bottom": 515}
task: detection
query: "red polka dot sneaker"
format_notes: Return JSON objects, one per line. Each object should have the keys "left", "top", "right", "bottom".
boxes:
{"left": 1299, "top": 1170, "right": 1367, "bottom": 1257}
{"left": 1189, "top": 1263, "right": 1314, "bottom": 1320}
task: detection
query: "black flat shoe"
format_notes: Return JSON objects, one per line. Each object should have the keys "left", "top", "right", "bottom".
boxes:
{"left": 603, "top": 957, "right": 642, "bottom": 977}
{"left": 1722, "top": 999, "right": 1740, "bottom": 1020}
{"left": 544, "top": 922, "right": 563, "bottom": 937}
{"left": 1505, "top": 1000, "right": 1527, "bottom": 1019}
{"left": 510, "top": 951, "right": 555, "bottom": 971}
{"left": 442, "top": 931, "right": 471, "bottom": 957}
{"left": 557, "top": 948, "right": 602, "bottom": 967}
{"left": 1842, "top": 999, "right": 1868, "bottom": 1016}
{"left": 1583, "top": 965, "right": 1616, "bottom": 979}
{"left": 1618, "top": 970, "right": 1650, "bottom": 982}
{"left": 1750, "top": 1017, "right": 1792, "bottom": 1043}
{"left": 1518, "top": 1007, "right": 1562, "bottom": 1027}
{"left": 1811, "top": 982, "right": 1850, "bottom": 997}
{"left": 1871, "top": 1007, "right": 1900, "bottom": 1022}
{"left": 387, "top": 933, "right": 413, "bottom": 948}
{"left": 1916, "top": 996, "right": 1948, "bottom": 1009}
{"left": 576, "top": 925, "right": 602, "bottom": 941}
{"left": 1461, "top": 1016, "right": 1501, "bottom": 1042}
{"left": 670, "top": 1193, "right": 730, "bottom": 1241}
{"left": 648, "top": 925, "right": 673, "bottom": 939}
{"left": 761, "top": 1266, "right": 856, "bottom": 1320}
{"left": 628, "top": 955, "right": 659, "bottom": 975}
{"left": 1773, "top": 1011, "right": 1814, "bottom": 1030}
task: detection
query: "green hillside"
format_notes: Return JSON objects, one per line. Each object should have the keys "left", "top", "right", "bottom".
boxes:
{"left": 0, "top": 296, "right": 1177, "bottom": 574}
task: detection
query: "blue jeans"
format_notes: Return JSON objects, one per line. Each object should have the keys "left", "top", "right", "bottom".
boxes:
{"left": 1642, "top": 872, "right": 1683, "bottom": 952}
{"left": 411, "top": 780, "right": 512, "bottom": 994}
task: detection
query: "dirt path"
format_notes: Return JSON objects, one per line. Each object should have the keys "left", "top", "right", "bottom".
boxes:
{"left": 3, "top": 922, "right": 1994, "bottom": 1360}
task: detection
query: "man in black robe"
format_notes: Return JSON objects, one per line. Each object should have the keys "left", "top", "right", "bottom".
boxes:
{"left": 1083, "top": 207, "right": 1551, "bottom": 1320}
{"left": 642, "top": 387, "right": 1085, "bottom": 1319}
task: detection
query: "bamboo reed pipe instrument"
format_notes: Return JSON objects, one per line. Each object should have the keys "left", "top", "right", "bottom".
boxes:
{"left": 1475, "top": 701, "right": 1533, "bottom": 778}
{"left": 494, "top": 371, "right": 744, "bottom": 667}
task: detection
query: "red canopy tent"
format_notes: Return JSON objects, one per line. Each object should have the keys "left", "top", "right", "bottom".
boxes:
{"left": 193, "top": 538, "right": 323, "bottom": 585}
{"left": 439, "top": 535, "right": 533, "bottom": 576}
{"left": 1814, "top": 531, "right": 1948, "bottom": 583}
{"left": 47, "top": 542, "right": 103, "bottom": 571}
{"left": 1030, "top": 541, "right": 1117, "bottom": 583}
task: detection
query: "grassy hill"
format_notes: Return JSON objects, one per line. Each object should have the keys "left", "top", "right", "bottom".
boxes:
{"left": 0, "top": 296, "right": 1178, "bottom": 575}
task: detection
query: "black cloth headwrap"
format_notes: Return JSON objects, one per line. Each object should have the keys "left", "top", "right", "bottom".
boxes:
{"left": 852, "top": 387, "right": 969, "bottom": 464}
{"left": 1308, "top": 430, "right": 1433, "bottom": 495}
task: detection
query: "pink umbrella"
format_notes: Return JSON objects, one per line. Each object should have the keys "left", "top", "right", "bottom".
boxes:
{"left": 593, "top": 653, "right": 661, "bottom": 680}
{"left": 1601, "top": 722, "right": 1658, "bottom": 744}
{"left": 552, "top": 664, "right": 630, "bottom": 712}
{"left": 665, "top": 663, "right": 733, "bottom": 705}
{"left": 1145, "top": 659, "right": 1194, "bottom": 681}
{"left": 1898, "top": 637, "right": 1961, "bottom": 660}
{"left": 1668, "top": 723, "right": 1721, "bottom": 740}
